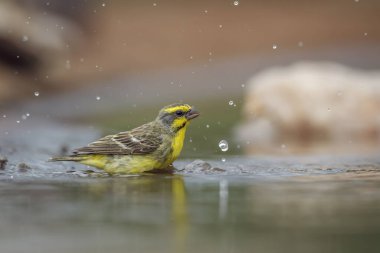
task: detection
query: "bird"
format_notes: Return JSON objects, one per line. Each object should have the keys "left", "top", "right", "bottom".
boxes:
{"left": 50, "top": 103, "right": 200, "bottom": 174}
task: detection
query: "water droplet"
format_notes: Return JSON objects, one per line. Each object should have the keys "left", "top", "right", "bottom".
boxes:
{"left": 26, "top": 113, "right": 30, "bottom": 117}
{"left": 102, "top": 3, "right": 106, "bottom": 7}
{"left": 206, "top": 124, "right": 210, "bottom": 128}
{"left": 219, "top": 24, "right": 223, "bottom": 29}
{"left": 204, "top": 10, "right": 208, "bottom": 14}
{"left": 96, "top": 96, "right": 101, "bottom": 100}
{"left": 16, "top": 120, "right": 20, "bottom": 124}
{"left": 364, "top": 32, "right": 368, "bottom": 36}
{"left": 34, "top": 91, "right": 39, "bottom": 97}
{"left": 241, "top": 84, "right": 245, "bottom": 88}
{"left": 233, "top": 1, "right": 239, "bottom": 6}
{"left": 153, "top": 2, "right": 157, "bottom": 6}
{"left": 354, "top": 0, "right": 359, "bottom": 2}
{"left": 281, "top": 144, "right": 286, "bottom": 149}
{"left": 272, "top": 44, "right": 278, "bottom": 50}
{"left": 221, "top": 157, "right": 226, "bottom": 162}
{"left": 236, "top": 144, "right": 241, "bottom": 149}
{"left": 298, "top": 41, "right": 304, "bottom": 47}
{"left": 21, "top": 115, "right": 27, "bottom": 120}
{"left": 189, "top": 138, "right": 193, "bottom": 143}
{"left": 22, "top": 35, "right": 29, "bottom": 42}
{"left": 219, "top": 140, "right": 229, "bottom": 152}
{"left": 228, "top": 100, "right": 234, "bottom": 106}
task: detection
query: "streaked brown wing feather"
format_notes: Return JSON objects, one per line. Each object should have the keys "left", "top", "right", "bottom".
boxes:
{"left": 73, "top": 122, "right": 162, "bottom": 155}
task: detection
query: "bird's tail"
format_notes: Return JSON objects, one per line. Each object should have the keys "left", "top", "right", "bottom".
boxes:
{"left": 49, "top": 156, "right": 85, "bottom": 162}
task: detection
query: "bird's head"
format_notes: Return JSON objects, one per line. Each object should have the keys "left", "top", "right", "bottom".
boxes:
{"left": 157, "top": 103, "right": 200, "bottom": 132}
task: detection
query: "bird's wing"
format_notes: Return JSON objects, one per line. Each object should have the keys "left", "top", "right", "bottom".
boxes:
{"left": 73, "top": 123, "right": 163, "bottom": 155}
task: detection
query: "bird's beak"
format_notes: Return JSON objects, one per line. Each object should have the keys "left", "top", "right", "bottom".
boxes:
{"left": 186, "top": 108, "right": 200, "bottom": 120}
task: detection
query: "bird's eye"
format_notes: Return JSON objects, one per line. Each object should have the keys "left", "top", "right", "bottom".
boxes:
{"left": 175, "top": 110, "right": 184, "bottom": 116}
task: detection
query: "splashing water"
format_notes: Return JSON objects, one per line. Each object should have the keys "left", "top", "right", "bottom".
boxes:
{"left": 219, "top": 140, "right": 229, "bottom": 152}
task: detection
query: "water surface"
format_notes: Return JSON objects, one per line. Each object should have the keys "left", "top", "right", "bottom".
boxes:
{"left": 1, "top": 120, "right": 380, "bottom": 253}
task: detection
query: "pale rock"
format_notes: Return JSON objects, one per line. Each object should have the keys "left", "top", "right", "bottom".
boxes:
{"left": 237, "top": 62, "right": 380, "bottom": 154}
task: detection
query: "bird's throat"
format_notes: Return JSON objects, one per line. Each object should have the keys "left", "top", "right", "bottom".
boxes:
{"left": 176, "top": 121, "right": 187, "bottom": 132}
{"left": 170, "top": 124, "right": 187, "bottom": 162}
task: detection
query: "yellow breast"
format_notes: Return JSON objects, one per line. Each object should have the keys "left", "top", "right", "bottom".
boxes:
{"left": 169, "top": 124, "right": 188, "bottom": 163}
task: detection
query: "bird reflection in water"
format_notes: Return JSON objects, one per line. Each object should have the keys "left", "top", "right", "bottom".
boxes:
{"left": 82, "top": 171, "right": 188, "bottom": 253}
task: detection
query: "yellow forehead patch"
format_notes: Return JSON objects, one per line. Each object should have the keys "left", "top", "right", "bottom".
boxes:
{"left": 163, "top": 104, "right": 191, "bottom": 114}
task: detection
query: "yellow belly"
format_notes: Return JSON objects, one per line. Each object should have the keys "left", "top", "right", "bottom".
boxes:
{"left": 80, "top": 154, "right": 160, "bottom": 174}
{"left": 78, "top": 126, "right": 188, "bottom": 174}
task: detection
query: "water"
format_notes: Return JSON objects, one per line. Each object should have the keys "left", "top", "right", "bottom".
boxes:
{"left": 1, "top": 166, "right": 380, "bottom": 253}
{"left": 219, "top": 140, "right": 229, "bottom": 152}
{"left": 1, "top": 119, "right": 380, "bottom": 253}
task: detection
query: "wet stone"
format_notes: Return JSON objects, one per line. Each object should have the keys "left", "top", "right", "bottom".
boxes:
{"left": 184, "top": 160, "right": 211, "bottom": 171}
{"left": 18, "top": 162, "right": 31, "bottom": 172}
{"left": 60, "top": 145, "right": 69, "bottom": 156}
{"left": 211, "top": 167, "right": 226, "bottom": 172}
{"left": 182, "top": 159, "right": 226, "bottom": 174}
{"left": 0, "top": 155, "right": 8, "bottom": 170}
